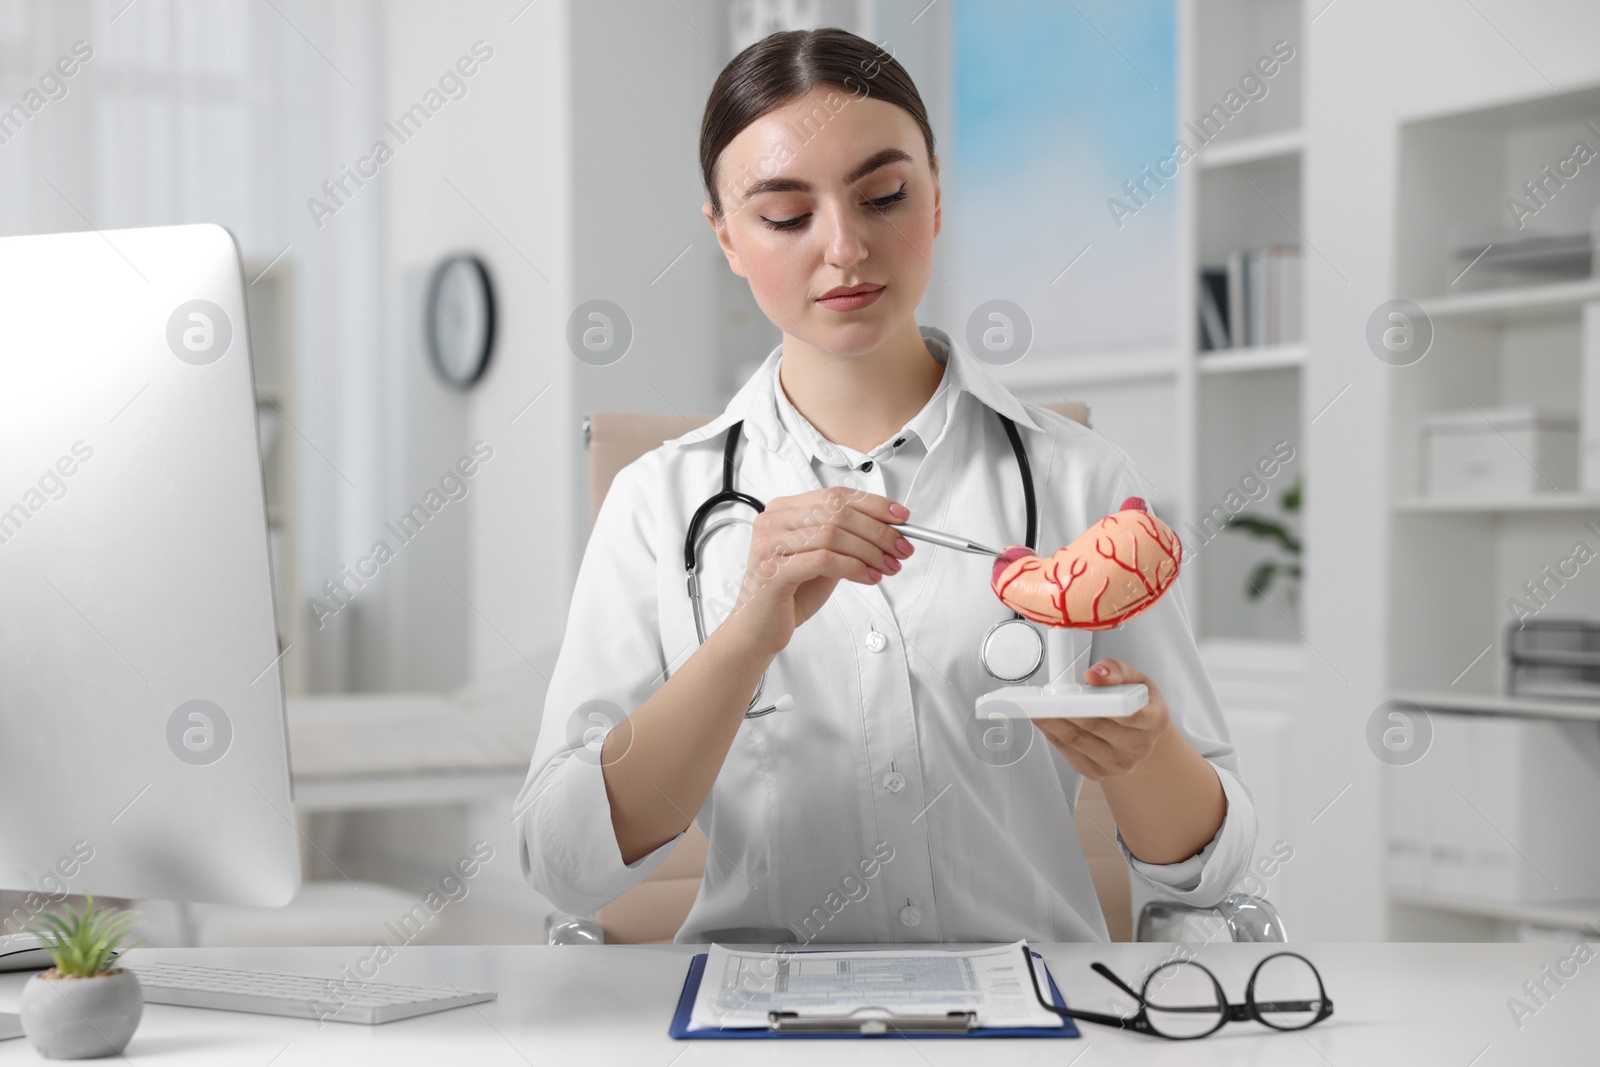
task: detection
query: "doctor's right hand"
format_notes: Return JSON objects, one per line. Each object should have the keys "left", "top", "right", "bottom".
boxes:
{"left": 724, "top": 486, "right": 916, "bottom": 657}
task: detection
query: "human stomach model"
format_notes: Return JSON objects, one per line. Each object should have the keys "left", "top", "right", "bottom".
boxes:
{"left": 990, "top": 497, "right": 1182, "bottom": 629}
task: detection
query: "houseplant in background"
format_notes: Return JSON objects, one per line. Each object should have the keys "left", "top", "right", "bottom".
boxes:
{"left": 20, "top": 896, "right": 143, "bottom": 1059}
{"left": 1226, "top": 474, "right": 1303, "bottom": 612}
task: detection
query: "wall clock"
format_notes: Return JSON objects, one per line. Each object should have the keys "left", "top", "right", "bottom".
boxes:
{"left": 425, "top": 253, "right": 495, "bottom": 389}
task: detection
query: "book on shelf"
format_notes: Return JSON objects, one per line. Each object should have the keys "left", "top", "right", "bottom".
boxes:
{"left": 1201, "top": 245, "right": 1302, "bottom": 351}
{"left": 1197, "top": 268, "right": 1229, "bottom": 350}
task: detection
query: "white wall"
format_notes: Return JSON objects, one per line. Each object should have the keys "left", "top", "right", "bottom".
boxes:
{"left": 566, "top": 0, "right": 727, "bottom": 566}
{"left": 379, "top": 0, "right": 732, "bottom": 695}
{"left": 1302, "top": 0, "right": 1600, "bottom": 939}
{"left": 380, "top": 1, "right": 576, "bottom": 692}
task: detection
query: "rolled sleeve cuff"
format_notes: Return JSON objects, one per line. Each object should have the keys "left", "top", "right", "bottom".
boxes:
{"left": 1116, "top": 764, "right": 1256, "bottom": 904}
{"left": 524, "top": 752, "right": 686, "bottom": 915}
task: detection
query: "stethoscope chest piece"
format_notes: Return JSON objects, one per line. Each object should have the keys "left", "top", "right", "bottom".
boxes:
{"left": 980, "top": 617, "right": 1044, "bottom": 683}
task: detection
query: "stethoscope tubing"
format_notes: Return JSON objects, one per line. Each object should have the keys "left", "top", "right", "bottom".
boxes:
{"left": 683, "top": 412, "right": 1041, "bottom": 713}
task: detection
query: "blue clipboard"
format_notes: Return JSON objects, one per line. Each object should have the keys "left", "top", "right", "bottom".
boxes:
{"left": 668, "top": 948, "right": 1079, "bottom": 1039}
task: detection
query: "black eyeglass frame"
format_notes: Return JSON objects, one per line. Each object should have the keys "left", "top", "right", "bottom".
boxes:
{"left": 1021, "top": 943, "right": 1334, "bottom": 1041}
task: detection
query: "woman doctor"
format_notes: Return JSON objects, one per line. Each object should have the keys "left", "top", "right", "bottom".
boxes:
{"left": 516, "top": 27, "right": 1257, "bottom": 944}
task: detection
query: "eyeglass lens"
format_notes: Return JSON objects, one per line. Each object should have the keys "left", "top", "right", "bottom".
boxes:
{"left": 1250, "top": 952, "right": 1326, "bottom": 1031}
{"left": 1139, "top": 960, "right": 1225, "bottom": 1039}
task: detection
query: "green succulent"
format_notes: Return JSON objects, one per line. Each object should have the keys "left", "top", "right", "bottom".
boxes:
{"left": 25, "top": 895, "right": 142, "bottom": 978}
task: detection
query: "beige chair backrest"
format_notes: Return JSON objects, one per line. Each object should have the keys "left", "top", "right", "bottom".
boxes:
{"left": 581, "top": 401, "right": 1130, "bottom": 943}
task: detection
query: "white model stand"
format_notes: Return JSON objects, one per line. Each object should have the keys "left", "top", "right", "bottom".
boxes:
{"left": 976, "top": 625, "right": 1148, "bottom": 719}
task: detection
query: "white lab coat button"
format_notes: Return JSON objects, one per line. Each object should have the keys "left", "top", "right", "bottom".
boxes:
{"left": 865, "top": 628, "right": 888, "bottom": 653}
{"left": 899, "top": 905, "right": 921, "bottom": 927}
{"left": 882, "top": 771, "right": 905, "bottom": 793}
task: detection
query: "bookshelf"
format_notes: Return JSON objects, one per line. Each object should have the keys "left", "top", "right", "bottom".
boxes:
{"left": 1384, "top": 82, "right": 1600, "bottom": 938}
{"left": 1178, "top": 0, "right": 1308, "bottom": 646}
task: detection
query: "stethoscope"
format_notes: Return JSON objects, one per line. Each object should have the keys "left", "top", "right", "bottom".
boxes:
{"left": 684, "top": 411, "right": 1043, "bottom": 718}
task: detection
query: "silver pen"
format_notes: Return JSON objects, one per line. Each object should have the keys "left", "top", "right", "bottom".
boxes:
{"left": 890, "top": 521, "right": 1002, "bottom": 558}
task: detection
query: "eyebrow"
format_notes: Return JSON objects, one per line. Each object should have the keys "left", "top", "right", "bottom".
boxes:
{"left": 737, "top": 147, "right": 914, "bottom": 198}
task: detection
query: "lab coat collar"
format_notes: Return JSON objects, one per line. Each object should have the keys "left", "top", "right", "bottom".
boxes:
{"left": 662, "top": 323, "right": 1043, "bottom": 453}
{"left": 772, "top": 347, "right": 955, "bottom": 466}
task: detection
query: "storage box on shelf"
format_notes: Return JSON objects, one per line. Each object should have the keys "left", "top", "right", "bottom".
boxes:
{"left": 1421, "top": 406, "right": 1578, "bottom": 498}
{"left": 1383, "top": 713, "right": 1600, "bottom": 905}
{"left": 1444, "top": 225, "right": 1594, "bottom": 293}
{"left": 1506, "top": 618, "right": 1600, "bottom": 701}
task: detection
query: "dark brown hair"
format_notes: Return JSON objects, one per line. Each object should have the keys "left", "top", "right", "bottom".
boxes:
{"left": 699, "top": 27, "right": 937, "bottom": 220}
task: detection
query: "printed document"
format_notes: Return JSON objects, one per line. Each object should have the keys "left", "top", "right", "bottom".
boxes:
{"left": 686, "top": 939, "right": 1065, "bottom": 1031}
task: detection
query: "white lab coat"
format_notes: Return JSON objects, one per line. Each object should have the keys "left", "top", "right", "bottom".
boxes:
{"left": 515, "top": 324, "right": 1258, "bottom": 944}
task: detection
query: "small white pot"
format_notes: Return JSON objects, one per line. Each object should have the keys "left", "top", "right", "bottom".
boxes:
{"left": 20, "top": 969, "right": 143, "bottom": 1060}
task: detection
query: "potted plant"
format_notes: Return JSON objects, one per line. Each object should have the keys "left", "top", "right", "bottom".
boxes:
{"left": 1224, "top": 474, "right": 1303, "bottom": 610}
{"left": 19, "top": 896, "right": 143, "bottom": 1060}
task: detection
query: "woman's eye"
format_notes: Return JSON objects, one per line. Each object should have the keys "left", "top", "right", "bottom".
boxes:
{"left": 758, "top": 183, "right": 909, "bottom": 232}
{"left": 869, "top": 183, "right": 909, "bottom": 211}
{"left": 760, "top": 214, "right": 807, "bottom": 232}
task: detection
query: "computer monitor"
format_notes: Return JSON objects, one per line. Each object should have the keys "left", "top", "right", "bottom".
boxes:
{"left": 0, "top": 223, "right": 301, "bottom": 921}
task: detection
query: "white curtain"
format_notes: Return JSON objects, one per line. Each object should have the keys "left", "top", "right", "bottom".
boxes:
{"left": 0, "top": 0, "right": 386, "bottom": 691}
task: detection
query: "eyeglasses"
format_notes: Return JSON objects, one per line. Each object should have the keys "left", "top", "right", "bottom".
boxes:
{"left": 1022, "top": 943, "right": 1333, "bottom": 1040}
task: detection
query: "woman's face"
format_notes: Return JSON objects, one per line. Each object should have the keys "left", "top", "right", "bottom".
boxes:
{"left": 704, "top": 87, "right": 940, "bottom": 358}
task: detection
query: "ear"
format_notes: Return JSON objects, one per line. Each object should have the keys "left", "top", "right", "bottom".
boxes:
{"left": 929, "top": 154, "right": 941, "bottom": 240}
{"left": 702, "top": 200, "right": 748, "bottom": 279}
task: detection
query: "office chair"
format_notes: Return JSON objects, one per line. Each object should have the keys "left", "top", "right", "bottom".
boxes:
{"left": 547, "top": 403, "right": 1284, "bottom": 946}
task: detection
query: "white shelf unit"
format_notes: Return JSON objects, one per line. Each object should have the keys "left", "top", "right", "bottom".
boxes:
{"left": 1385, "top": 84, "right": 1600, "bottom": 938}
{"left": 1197, "top": 127, "right": 1305, "bottom": 170}
{"left": 1196, "top": 342, "right": 1306, "bottom": 375}
{"left": 1419, "top": 278, "right": 1600, "bottom": 324}
{"left": 990, "top": 346, "right": 1177, "bottom": 390}
{"left": 1391, "top": 689, "right": 1600, "bottom": 725}
{"left": 243, "top": 258, "right": 307, "bottom": 698}
{"left": 1001, "top": 0, "right": 1314, "bottom": 934}
{"left": 1178, "top": 0, "right": 1308, "bottom": 645}
{"left": 1389, "top": 888, "right": 1600, "bottom": 938}
{"left": 1393, "top": 492, "right": 1600, "bottom": 514}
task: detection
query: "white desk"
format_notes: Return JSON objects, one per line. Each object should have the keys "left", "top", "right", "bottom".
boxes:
{"left": 1, "top": 942, "right": 1591, "bottom": 1063}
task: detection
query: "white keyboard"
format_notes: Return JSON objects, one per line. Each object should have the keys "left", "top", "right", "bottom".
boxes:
{"left": 129, "top": 961, "right": 496, "bottom": 1025}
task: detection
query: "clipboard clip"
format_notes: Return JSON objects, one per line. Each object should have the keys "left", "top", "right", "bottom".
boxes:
{"left": 767, "top": 1008, "right": 978, "bottom": 1035}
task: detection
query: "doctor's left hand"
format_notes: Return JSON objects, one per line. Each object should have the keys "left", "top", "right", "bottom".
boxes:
{"left": 1033, "top": 658, "right": 1175, "bottom": 781}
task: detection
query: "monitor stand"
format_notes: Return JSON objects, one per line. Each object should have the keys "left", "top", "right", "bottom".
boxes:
{"left": 0, "top": 933, "right": 52, "bottom": 974}
{"left": 1, "top": 931, "right": 51, "bottom": 1040}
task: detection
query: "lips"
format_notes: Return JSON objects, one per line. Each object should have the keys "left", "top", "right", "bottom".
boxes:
{"left": 816, "top": 283, "right": 886, "bottom": 312}
{"left": 818, "top": 283, "right": 885, "bottom": 300}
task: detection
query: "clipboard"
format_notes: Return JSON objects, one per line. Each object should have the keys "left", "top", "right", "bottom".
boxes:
{"left": 668, "top": 948, "right": 1080, "bottom": 1039}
